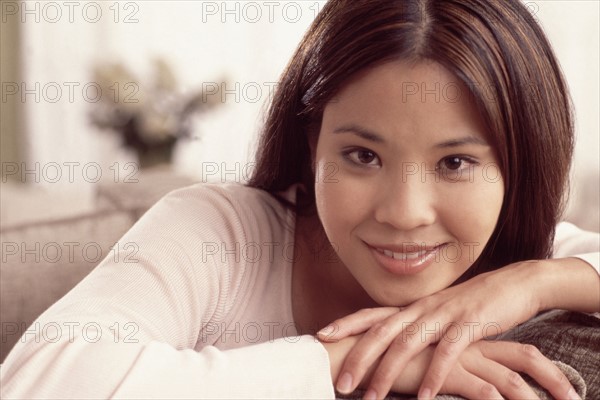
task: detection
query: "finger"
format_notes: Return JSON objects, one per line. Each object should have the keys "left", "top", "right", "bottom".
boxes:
{"left": 334, "top": 314, "right": 407, "bottom": 394}
{"left": 462, "top": 351, "right": 540, "bottom": 400}
{"left": 365, "top": 317, "right": 445, "bottom": 399}
{"left": 418, "top": 325, "right": 473, "bottom": 399}
{"left": 442, "top": 365, "right": 505, "bottom": 400}
{"left": 364, "top": 337, "right": 426, "bottom": 398}
{"left": 479, "top": 341, "right": 581, "bottom": 400}
{"left": 317, "top": 307, "right": 400, "bottom": 341}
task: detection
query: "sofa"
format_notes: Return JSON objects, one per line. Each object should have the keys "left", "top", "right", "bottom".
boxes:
{"left": 0, "top": 168, "right": 196, "bottom": 363}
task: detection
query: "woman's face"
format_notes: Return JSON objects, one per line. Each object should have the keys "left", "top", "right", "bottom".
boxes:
{"left": 313, "top": 60, "right": 504, "bottom": 306}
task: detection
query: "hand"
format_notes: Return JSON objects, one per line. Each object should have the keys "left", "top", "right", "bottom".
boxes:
{"left": 320, "top": 333, "right": 436, "bottom": 396}
{"left": 321, "top": 334, "right": 580, "bottom": 399}
{"left": 427, "top": 340, "right": 580, "bottom": 400}
{"left": 318, "top": 261, "right": 559, "bottom": 399}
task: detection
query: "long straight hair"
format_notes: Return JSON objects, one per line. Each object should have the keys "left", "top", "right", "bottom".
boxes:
{"left": 247, "top": 0, "right": 574, "bottom": 274}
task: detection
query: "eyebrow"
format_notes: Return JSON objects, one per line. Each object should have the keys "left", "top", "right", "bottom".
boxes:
{"left": 332, "top": 124, "right": 489, "bottom": 149}
{"left": 333, "top": 125, "right": 385, "bottom": 143}
{"left": 434, "top": 136, "right": 489, "bottom": 149}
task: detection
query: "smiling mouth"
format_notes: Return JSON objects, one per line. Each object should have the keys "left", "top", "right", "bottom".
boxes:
{"left": 366, "top": 242, "right": 447, "bottom": 275}
{"left": 373, "top": 247, "right": 436, "bottom": 261}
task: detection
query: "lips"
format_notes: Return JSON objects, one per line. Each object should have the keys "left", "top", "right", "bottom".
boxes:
{"left": 374, "top": 246, "right": 436, "bottom": 261}
{"left": 366, "top": 242, "right": 447, "bottom": 275}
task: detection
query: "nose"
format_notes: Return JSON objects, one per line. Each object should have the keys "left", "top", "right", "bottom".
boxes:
{"left": 373, "top": 171, "right": 437, "bottom": 231}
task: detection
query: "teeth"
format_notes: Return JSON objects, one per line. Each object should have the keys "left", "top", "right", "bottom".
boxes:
{"left": 378, "top": 248, "right": 431, "bottom": 260}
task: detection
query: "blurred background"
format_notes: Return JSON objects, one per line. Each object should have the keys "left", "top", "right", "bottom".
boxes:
{"left": 0, "top": 0, "right": 598, "bottom": 361}
{"left": 2, "top": 0, "right": 324, "bottom": 226}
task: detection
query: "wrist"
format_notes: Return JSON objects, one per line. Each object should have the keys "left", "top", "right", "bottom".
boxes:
{"left": 318, "top": 334, "right": 361, "bottom": 383}
{"left": 530, "top": 257, "right": 600, "bottom": 313}
{"left": 319, "top": 334, "right": 380, "bottom": 392}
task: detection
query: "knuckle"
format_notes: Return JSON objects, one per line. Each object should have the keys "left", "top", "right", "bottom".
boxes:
{"left": 400, "top": 329, "right": 419, "bottom": 346}
{"left": 507, "top": 370, "right": 526, "bottom": 389}
{"left": 342, "top": 352, "right": 367, "bottom": 371}
{"left": 387, "top": 342, "right": 409, "bottom": 360}
{"left": 521, "top": 343, "right": 542, "bottom": 364}
{"left": 439, "top": 343, "right": 454, "bottom": 357}
{"left": 342, "top": 354, "right": 364, "bottom": 374}
{"left": 367, "top": 322, "right": 393, "bottom": 341}
{"left": 428, "top": 365, "right": 446, "bottom": 383}
{"left": 552, "top": 367, "right": 569, "bottom": 387}
{"left": 437, "top": 343, "right": 459, "bottom": 360}
{"left": 390, "top": 334, "right": 414, "bottom": 351}
{"left": 521, "top": 343, "right": 541, "bottom": 357}
{"left": 357, "top": 307, "right": 375, "bottom": 316}
{"left": 479, "top": 382, "right": 500, "bottom": 399}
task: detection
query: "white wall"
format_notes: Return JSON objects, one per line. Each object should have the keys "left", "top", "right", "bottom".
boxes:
{"left": 533, "top": 1, "right": 600, "bottom": 230}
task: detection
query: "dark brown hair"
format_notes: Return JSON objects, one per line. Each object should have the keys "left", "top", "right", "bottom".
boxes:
{"left": 247, "top": 0, "right": 574, "bottom": 274}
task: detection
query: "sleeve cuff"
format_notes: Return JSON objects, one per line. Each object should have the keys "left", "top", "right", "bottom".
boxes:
{"left": 112, "top": 335, "right": 335, "bottom": 399}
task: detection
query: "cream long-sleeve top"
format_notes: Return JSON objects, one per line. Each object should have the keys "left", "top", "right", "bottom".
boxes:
{"left": 1, "top": 183, "right": 599, "bottom": 399}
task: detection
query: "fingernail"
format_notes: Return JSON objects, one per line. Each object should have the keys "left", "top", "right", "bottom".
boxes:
{"left": 363, "top": 388, "right": 377, "bottom": 400}
{"left": 336, "top": 372, "right": 353, "bottom": 394}
{"left": 567, "top": 388, "right": 582, "bottom": 400}
{"left": 318, "top": 325, "right": 335, "bottom": 337}
{"left": 418, "top": 388, "right": 432, "bottom": 400}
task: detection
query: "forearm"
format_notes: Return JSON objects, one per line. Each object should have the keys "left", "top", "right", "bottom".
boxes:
{"left": 534, "top": 257, "right": 600, "bottom": 313}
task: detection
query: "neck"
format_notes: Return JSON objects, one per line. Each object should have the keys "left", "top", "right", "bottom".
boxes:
{"left": 291, "top": 212, "right": 377, "bottom": 335}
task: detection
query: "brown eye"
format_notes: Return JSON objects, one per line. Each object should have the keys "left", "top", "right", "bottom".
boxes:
{"left": 356, "top": 150, "right": 377, "bottom": 164}
{"left": 436, "top": 155, "right": 478, "bottom": 179}
{"left": 343, "top": 148, "right": 381, "bottom": 167}
{"left": 442, "top": 156, "right": 464, "bottom": 170}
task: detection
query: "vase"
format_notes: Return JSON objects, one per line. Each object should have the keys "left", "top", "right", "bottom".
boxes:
{"left": 135, "top": 139, "right": 177, "bottom": 169}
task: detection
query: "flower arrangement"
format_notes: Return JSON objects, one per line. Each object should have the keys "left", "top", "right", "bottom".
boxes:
{"left": 90, "top": 58, "right": 223, "bottom": 168}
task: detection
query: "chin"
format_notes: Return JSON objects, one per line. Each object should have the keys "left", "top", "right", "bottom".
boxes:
{"left": 367, "top": 287, "right": 422, "bottom": 307}
{"left": 365, "top": 277, "right": 453, "bottom": 307}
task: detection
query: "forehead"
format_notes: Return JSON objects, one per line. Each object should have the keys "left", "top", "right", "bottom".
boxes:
{"left": 322, "top": 60, "right": 487, "bottom": 141}
{"left": 329, "top": 59, "right": 468, "bottom": 107}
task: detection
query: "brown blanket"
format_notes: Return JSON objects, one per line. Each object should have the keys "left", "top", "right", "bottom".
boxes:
{"left": 337, "top": 310, "right": 599, "bottom": 399}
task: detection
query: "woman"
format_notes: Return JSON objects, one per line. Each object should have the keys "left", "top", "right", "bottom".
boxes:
{"left": 1, "top": 0, "right": 598, "bottom": 399}
{"left": 249, "top": 0, "right": 600, "bottom": 398}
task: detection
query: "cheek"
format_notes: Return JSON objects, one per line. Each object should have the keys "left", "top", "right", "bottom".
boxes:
{"left": 315, "top": 175, "right": 352, "bottom": 239}
{"left": 473, "top": 178, "right": 504, "bottom": 231}
{"left": 441, "top": 177, "right": 504, "bottom": 252}
{"left": 314, "top": 164, "right": 372, "bottom": 242}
